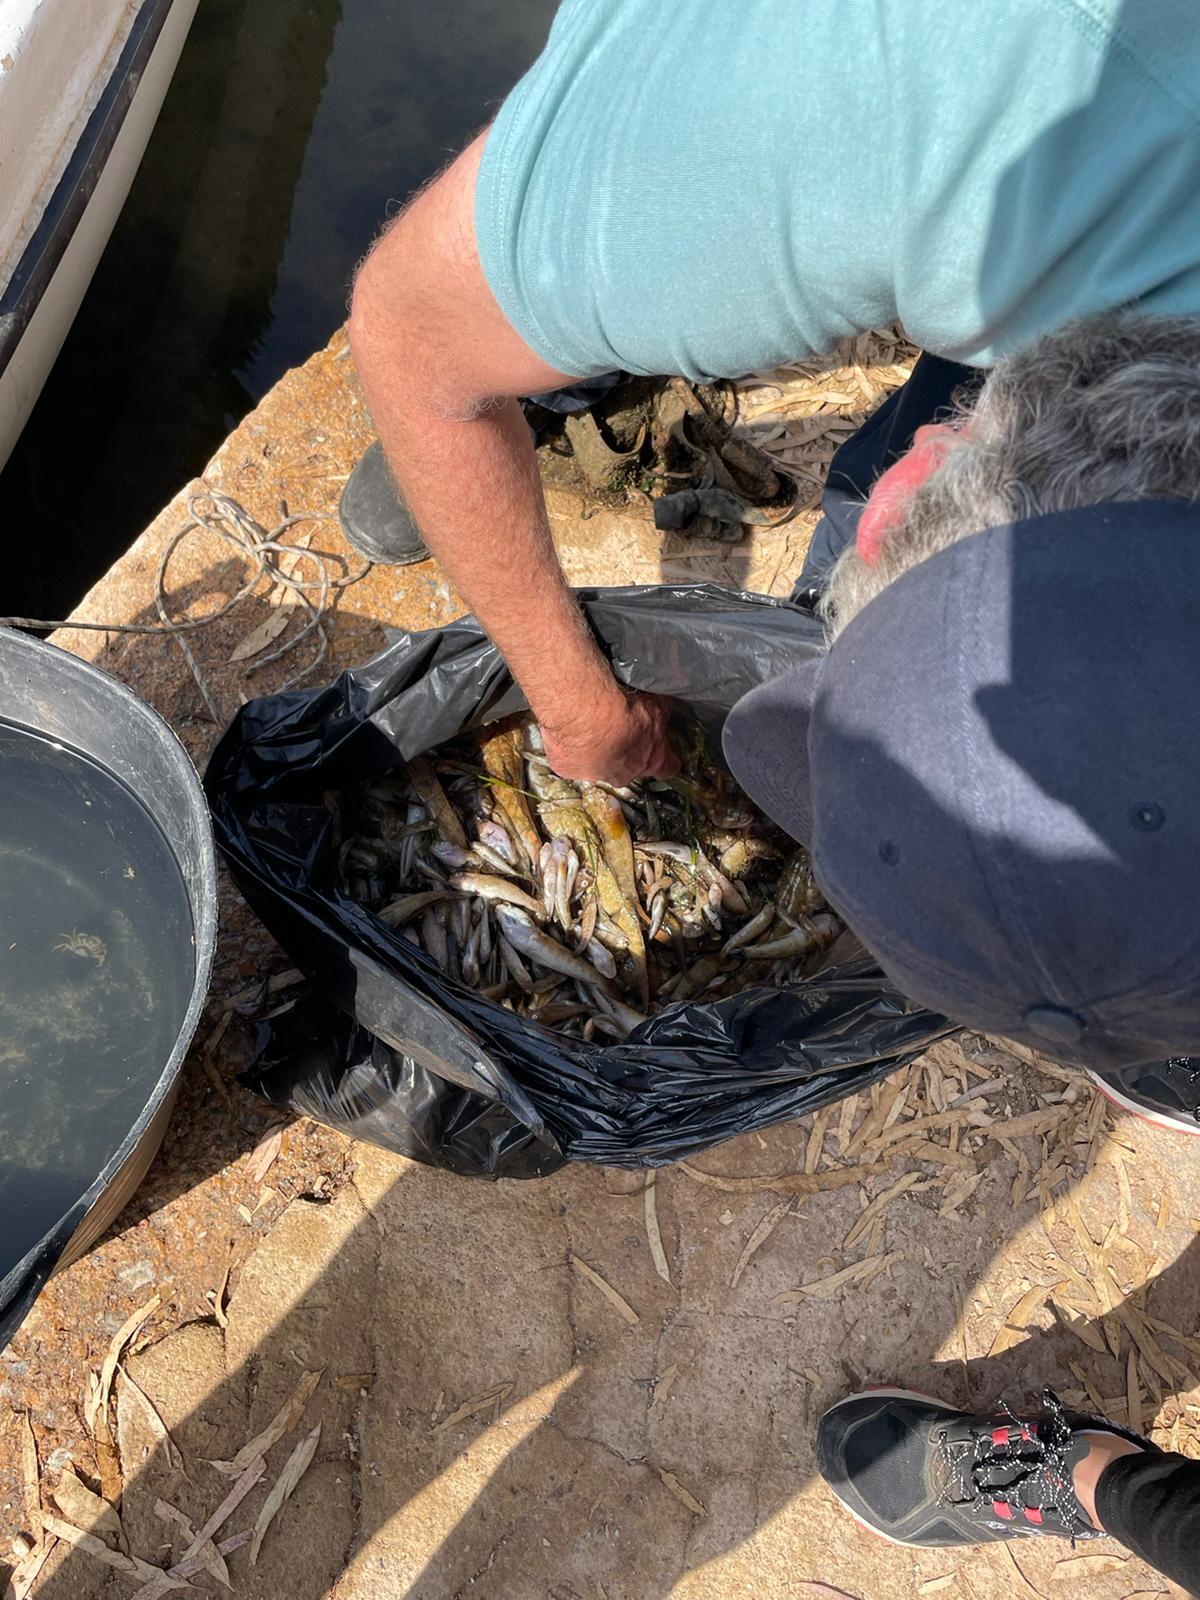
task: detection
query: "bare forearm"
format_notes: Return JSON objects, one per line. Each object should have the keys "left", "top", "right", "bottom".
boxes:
{"left": 371, "top": 389, "right": 618, "bottom": 729}
{"left": 346, "top": 131, "right": 677, "bottom": 782}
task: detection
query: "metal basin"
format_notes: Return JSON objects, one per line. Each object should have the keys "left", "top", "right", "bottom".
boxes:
{"left": 0, "top": 629, "right": 216, "bottom": 1345}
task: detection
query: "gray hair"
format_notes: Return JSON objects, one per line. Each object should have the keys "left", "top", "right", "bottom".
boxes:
{"left": 820, "top": 312, "right": 1200, "bottom": 638}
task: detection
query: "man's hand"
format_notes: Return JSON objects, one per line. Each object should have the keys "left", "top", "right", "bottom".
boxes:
{"left": 540, "top": 689, "right": 680, "bottom": 786}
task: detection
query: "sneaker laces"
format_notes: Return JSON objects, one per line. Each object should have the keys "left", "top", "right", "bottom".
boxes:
{"left": 935, "top": 1389, "right": 1093, "bottom": 1537}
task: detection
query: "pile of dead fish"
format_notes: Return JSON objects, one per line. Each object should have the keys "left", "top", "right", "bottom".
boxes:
{"left": 330, "top": 715, "right": 841, "bottom": 1041}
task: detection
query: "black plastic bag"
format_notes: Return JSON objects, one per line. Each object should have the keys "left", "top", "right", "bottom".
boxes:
{"left": 206, "top": 584, "right": 954, "bottom": 1174}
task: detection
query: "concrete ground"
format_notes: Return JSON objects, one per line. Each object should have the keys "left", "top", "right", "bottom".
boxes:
{"left": 1, "top": 333, "right": 1197, "bottom": 1600}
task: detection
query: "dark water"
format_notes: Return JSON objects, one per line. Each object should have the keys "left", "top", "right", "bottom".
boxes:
{"left": 0, "top": 723, "right": 194, "bottom": 1270}
{"left": 1, "top": 0, "right": 556, "bottom": 621}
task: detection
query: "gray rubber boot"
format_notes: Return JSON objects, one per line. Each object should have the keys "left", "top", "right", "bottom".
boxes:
{"left": 338, "top": 440, "right": 430, "bottom": 566}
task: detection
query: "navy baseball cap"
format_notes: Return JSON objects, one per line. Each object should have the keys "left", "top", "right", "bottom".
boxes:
{"left": 723, "top": 502, "right": 1200, "bottom": 1070}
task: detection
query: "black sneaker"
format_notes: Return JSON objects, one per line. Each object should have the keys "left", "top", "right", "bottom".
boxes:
{"left": 817, "top": 1387, "right": 1147, "bottom": 1548}
{"left": 1087, "top": 1058, "right": 1200, "bottom": 1136}
{"left": 338, "top": 441, "right": 429, "bottom": 566}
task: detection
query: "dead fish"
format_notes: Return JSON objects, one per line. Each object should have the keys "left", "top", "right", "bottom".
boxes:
{"left": 740, "top": 923, "right": 820, "bottom": 960}
{"left": 575, "top": 895, "right": 599, "bottom": 951}
{"left": 378, "top": 890, "right": 451, "bottom": 927}
{"left": 669, "top": 952, "right": 728, "bottom": 1003}
{"left": 407, "top": 755, "right": 469, "bottom": 850}
{"left": 584, "top": 939, "right": 617, "bottom": 980}
{"left": 431, "top": 840, "right": 472, "bottom": 870}
{"left": 478, "top": 818, "right": 518, "bottom": 865}
{"left": 421, "top": 906, "right": 449, "bottom": 968}
{"left": 585, "top": 984, "right": 649, "bottom": 1038}
{"left": 341, "top": 838, "right": 391, "bottom": 875}
{"left": 637, "top": 841, "right": 750, "bottom": 916}
{"left": 582, "top": 783, "right": 638, "bottom": 905}
{"left": 494, "top": 906, "right": 629, "bottom": 995}
{"left": 462, "top": 917, "right": 483, "bottom": 986}
{"left": 721, "top": 901, "right": 776, "bottom": 955}
{"left": 497, "top": 933, "right": 534, "bottom": 993}
{"left": 533, "top": 1000, "right": 591, "bottom": 1025}
{"left": 544, "top": 837, "right": 575, "bottom": 932}
{"left": 718, "top": 834, "right": 781, "bottom": 879}
{"left": 776, "top": 848, "right": 825, "bottom": 923}
{"left": 449, "top": 873, "right": 546, "bottom": 920}
{"left": 474, "top": 897, "right": 493, "bottom": 963}
{"left": 478, "top": 717, "right": 543, "bottom": 869}
{"left": 470, "top": 839, "right": 522, "bottom": 878}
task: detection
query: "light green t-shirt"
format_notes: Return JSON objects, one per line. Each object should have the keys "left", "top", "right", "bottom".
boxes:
{"left": 475, "top": 0, "right": 1200, "bottom": 380}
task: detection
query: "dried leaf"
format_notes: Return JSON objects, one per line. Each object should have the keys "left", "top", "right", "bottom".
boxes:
{"left": 1127, "top": 1350, "right": 1144, "bottom": 1438}
{"left": 650, "top": 1364, "right": 680, "bottom": 1419}
{"left": 178, "top": 1456, "right": 264, "bottom": 1560}
{"left": 270, "top": 531, "right": 312, "bottom": 588}
{"left": 644, "top": 1178, "right": 671, "bottom": 1285}
{"left": 570, "top": 1255, "right": 640, "bottom": 1325}
{"left": 117, "top": 1368, "right": 184, "bottom": 1473}
{"left": 679, "top": 1162, "right": 868, "bottom": 1197}
{"left": 1066, "top": 1360, "right": 1109, "bottom": 1418}
{"left": 775, "top": 1253, "right": 899, "bottom": 1304}
{"left": 804, "top": 1103, "right": 836, "bottom": 1174}
{"left": 843, "top": 1173, "right": 929, "bottom": 1251}
{"left": 1052, "top": 1552, "right": 1128, "bottom": 1579}
{"left": 1060, "top": 1195, "right": 1120, "bottom": 1355}
{"left": 249, "top": 1423, "right": 321, "bottom": 1566}
{"left": 38, "top": 1514, "right": 191, "bottom": 1590}
{"left": 86, "top": 1295, "right": 161, "bottom": 1430}
{"left": 208, "top": 1264, "right": 231, "bottom": 1329}
{"left": 208, "top": 1367, "right": 322, "bottom": 1476}
{"left": 656, "top": 1468, "right": 706, "bottom": 1517}
{"left": 836, "top": 1093, "right": 860, "bottom": 1154}
{"left": 154, "top": 1500, "right": 230, "bottom": 1589}
{"left": 1156, "top": 1191, "right": 1172, "bottom": 1233}
{"left": 987, "top": 1108, "right": 1071, "bottom": 1141}
{"left": 732, "top": 1199, "right": 792, "bottom": 1288}
{"left": 435, "top": 1384, "right": 513, "bottom": 1432}
{"left": 50, "top": 1467, "right": 128, "bottom": 1554}
{"left": 952, "top": 1281, "right": 970, "bottom": 1386}
{"left": 885, "top": 1136, "right": 977, "bottom": 1173}
{"left": 93, "top": 1411, "right": 124, "bottom": 1509}
{"left": 1110, "top": 1282, "right": 1181, "bottom": 1386}
{"left": 939, "top": 1171, "right": 984, "bottom": 1218}
{"left": 18, "top": 1414, "right": 40, "bottom": 1542}
{"left": 244, "top": 1127, "right": 285, "bottom": 1185}
{"left": 5, "top": 1536, "right": 55, "bottom": 1600}
{"left": 1001, "top": 1542, "right": 1050, "bottom": 1600}
{"left": 1040, "top": 1239, "right": 1102, "bottom": 1315}
{"left": 1048, "top": 1299, "right": 1108, "bottom": 1355}
{"left": 867, "top": 1110, "right": 977, "bottom": 1152}
{"left": 406, "top": 755, "right": 469, "bottom": 849}
{"left": 228, "top": 607, "right": 290, "bottom": 663}
{"left": 917, "top": 1581, "right": 956, "bottom": 1597}
{"left": 988, "top": 1283, "right": 1063, "bottom": 1357}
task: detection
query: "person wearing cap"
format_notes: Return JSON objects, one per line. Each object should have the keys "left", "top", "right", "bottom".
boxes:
{"left": 345, "top": 1, "right": 1200, "bottom": 1133}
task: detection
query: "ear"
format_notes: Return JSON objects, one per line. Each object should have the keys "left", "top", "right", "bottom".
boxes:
{"left": 856, "top": 423, "right": 959, "bottom": 565}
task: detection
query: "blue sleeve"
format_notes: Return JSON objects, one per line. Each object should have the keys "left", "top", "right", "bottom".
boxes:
{"left": 474, "top": 0, "right": 1200, "bottom": 381}
{"left": 474, "top": 0, "right": 897, "bottom": 381}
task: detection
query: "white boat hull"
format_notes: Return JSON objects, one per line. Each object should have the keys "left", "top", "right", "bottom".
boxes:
{"left": 0, "top": 0, "right": 199, "bottom": 468}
